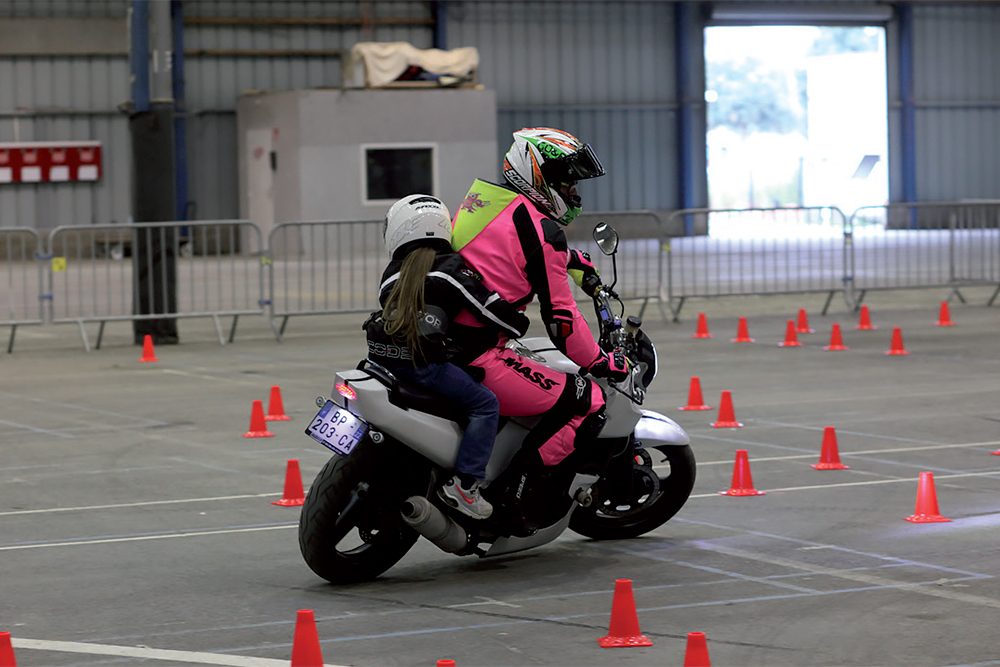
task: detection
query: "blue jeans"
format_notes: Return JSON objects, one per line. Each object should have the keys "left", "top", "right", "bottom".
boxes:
{"left": 392, "top": 362, "right": 499, "bottom": 481}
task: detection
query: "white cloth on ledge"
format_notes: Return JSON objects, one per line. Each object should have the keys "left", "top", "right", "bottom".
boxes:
{"left": 345, "top": 42, "right": 479, "bottom": 88}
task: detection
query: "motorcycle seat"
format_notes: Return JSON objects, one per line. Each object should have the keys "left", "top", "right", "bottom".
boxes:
{"left": 358, "top": 359, "right": 469, "bottom": 426}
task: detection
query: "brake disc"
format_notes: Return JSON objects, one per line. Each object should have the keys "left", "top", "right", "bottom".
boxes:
{"left": 593, "top": 448, "right": 661, "bottom": 517}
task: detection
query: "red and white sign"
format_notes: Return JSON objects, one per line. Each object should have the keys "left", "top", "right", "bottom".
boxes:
{"left": 0, "top": 141, "right": 102, "bottom": 184}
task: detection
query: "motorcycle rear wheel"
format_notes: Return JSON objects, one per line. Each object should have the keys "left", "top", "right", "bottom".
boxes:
{"left": 298, "top": 436, "right": 424, "bottom": 584}
{"left": 569, "top": 444, "right": 696, "bottom": 540}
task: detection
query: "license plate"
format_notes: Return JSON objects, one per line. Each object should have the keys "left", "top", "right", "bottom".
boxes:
{"left": 305, "top": 401, "right": 369, "bottom": 457}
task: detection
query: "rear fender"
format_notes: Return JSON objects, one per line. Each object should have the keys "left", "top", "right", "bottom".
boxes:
{"left": 333, "top": 370, "right": 462, "bottom": 469}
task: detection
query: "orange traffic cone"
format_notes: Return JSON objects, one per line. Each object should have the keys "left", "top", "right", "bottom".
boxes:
{"left": 692, "top": 312, "right": 713, "bottom": 339}
{"left": 731, "top": 316, "right": 754, "bottom": 343}
{"left": 679, "top": 376, "right": 713, "bottom": 411}
{"left": 0, "top": 631, "right": 16, "bottom": 667}
{"left": 991, "top": 449, "right": 1000, "bottom": 457}
{"left": 885, "top": 326, "right": 909, "bottom": 356}
{"left": 437, "top": 661, "right": 457, "bottom": 667}
{"left": 243, "top": 400, "right": 275, "bottom": 438}
{"left": 778, "top": 319, "right": 801, "bottom": 347}
{"left": 265, "top": 385, "right": 292, "bottom": 421}
{"left": 795, "top": 308, "right": 814, "bottom": 334}
{"left": 719, "top": 449, "right": 765, "bottom": 496}
{"left": 823, "top": 323, "right": 849, "bottom": 351}
{"left": 138, "top": 334, "right": 159, "bottom": 362}
{"left": 290, "top": 609, "right": 324, "bottom": 667}
{"left": 812, "top": 426, "right": 849, "bottom": 470}
{"left": 683, "top": 632, "right": 712, "bottom": 667}
{"left": 856, "top": 304, "right": 877, "bottom": 330}
{"left": 904, "top": 471, "right": 951, "bottom": 523}
{"left": 598, "top": 579, "right": 653, "bottom": 647}
{"left": 935, "top": 301, "right": 956, "bottom": 326}
{"left": 272, "top": 459, "right": 306, "bottom": 506}
{"left": 710, "top": 391, "right": 743, "bottom": 428}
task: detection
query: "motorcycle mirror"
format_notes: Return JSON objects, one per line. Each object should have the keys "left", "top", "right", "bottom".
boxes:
{"left": 593, "top": 222, "right": 619, "bottom": 256}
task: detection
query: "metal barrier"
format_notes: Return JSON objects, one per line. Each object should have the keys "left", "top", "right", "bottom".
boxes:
{"left": 6, "top": 203, "right": 997, "bottom": 352}
{"left": 849, "top": 202, "right": 1000, "bottom": 307}
{"left": 572, "top": 210, "right": 667, "bottom": 319}
{"left": 0, "top": 227, "right": 45, "bottom": 352}
{"left": 267, "top": 220, "right": 385, "bottom": 340}
{"left": 664, "top": 207, "right": 850, "bottom": 320}
{"left": 46, "top": 221, "right": 265, "bottom": 350}
{"left": 267, "top": 214, "right": 670, "bottom": 338}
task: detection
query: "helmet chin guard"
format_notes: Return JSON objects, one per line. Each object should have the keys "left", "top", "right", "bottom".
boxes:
{"left": 383, "top": 194, "right": 453, "bottom": 259}
{"left": 503, "top": 127, "right": 605, "bottom": 225}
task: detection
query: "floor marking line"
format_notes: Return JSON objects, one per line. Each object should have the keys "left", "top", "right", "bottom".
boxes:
{"left": 0, "top": 524, "right": 296, "bottom": 551}
{"left": 0, "top": 493, "right": 281, "bottom": 517}
{"left": 0, "top": 390, "right": 170, "bottom": 427}
{"left": 160, "top": 368, "right": 264, "bottom": 386}
{"left": 687, "top": 540, "right": 1000, "bottom": 610}
{"left": 10, "top": 637, "right": 347, "bottom": 667}
{"left": 690, "top": 469, "right": 1000, "bottom": 498}
{"left": 686, "top": 441, "right": 1000, "bottom": 467}
{"left": 675, "top": 517, "right": 992, "bottom": 578}
{"left": 0, "top": 418, "right": 76, "bottom": 438}
{"left": 754, "top": 420, "right": 973, "bottom": 446}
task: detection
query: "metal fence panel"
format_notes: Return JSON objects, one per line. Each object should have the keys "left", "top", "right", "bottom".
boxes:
{"left": 849, "top": 202, "right": 1000, "bottom": 303}
{"left": 665, "top": 207, "right": 849, "bottom": 319}
{"left": 267, "top": 220, "right": 385, "bottom": 338}
{"left": 1, "top": 227, "right": 45, "bottom": 350}
{"left": 572, "top": 210, "right": 665, "bottom": 309}
{"left": 46, "top": 221, "right": 265, "bottom": 346}
{"left": 267, "top": 215, "right": 667, "bottom": 338}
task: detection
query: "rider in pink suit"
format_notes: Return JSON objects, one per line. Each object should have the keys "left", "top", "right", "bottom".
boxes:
{"left": 450, "top": 128, "right": 629, "bottom": 468}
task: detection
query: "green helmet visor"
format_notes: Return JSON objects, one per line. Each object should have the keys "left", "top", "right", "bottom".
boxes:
{"left": 541, "top": 144, "right": 605, "bottom": 184}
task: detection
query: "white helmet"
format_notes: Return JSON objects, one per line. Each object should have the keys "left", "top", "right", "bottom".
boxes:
{"left": 383, "top": 194, "right": 453, "bottom": 259}
{"left": 503, "top": 127, "right": 605, "bottom": 225}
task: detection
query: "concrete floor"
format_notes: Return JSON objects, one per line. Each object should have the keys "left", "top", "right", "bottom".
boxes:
{"left": 2, "top": 288, "right": 999, "bottom": 667}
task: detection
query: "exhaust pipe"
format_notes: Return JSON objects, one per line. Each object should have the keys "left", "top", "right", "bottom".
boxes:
{"left": 401, "top": 496, "right": 468, "bottom": 554}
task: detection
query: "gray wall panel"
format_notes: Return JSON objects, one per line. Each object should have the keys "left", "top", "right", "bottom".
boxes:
{"left": 0, "top": 51, "right": 129, "bottom": 227}
{"left": 187, "top": 113, "right": 238, "bottom": 222}
{"left": 451, "top": 2, "right": 678, "bottom": 212}
{"left": 3, "top": 1, "right": 1000, "bottom": 229}
{"left": 911, "top": 5, "right": 1000, "bottom": 202}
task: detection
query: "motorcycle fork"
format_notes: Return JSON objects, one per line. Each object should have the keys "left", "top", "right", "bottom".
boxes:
{"left": 328, "top": 481, "right": 371, "bottom": 545}
{"left": 599, "top": 435, "right": 638, "bottom": 500}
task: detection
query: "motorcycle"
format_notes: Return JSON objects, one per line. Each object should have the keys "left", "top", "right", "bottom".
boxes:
{"left": 298, "top": 223, "right": 695, "bottom": 584}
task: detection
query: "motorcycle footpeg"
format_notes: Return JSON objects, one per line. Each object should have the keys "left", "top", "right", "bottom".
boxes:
{"left": 573, "top": 487, "right": 594, "bottom": 507}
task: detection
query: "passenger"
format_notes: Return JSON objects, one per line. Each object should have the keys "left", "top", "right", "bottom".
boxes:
{"left": 449, "top": 127, "right": 629, "bottom": 470}
{"left": 364, "top": 194, "right": 530, "bottom": 520}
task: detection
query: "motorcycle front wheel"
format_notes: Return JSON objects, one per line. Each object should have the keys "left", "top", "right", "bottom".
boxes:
{"left": 569, "top": 443, "right": 696, "bottom": 541}
{"left": 298, "top": 435, "right": 427, "bottom": 584}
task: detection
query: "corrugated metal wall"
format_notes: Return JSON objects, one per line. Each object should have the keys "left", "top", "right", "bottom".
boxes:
{"left": 447, "top": 2, "right": 679, "bottom": 211}
{"left": 0, "top": 0, "right": 128, "bottom": 228}
{"left": 911, "top": 4, "right": 1000, "bottom": 201}
{"left": 177, "top": 0, "right": 435, "bottom": 221}
{"left": 2, "top": 1, "right": 999, "bottom": 230}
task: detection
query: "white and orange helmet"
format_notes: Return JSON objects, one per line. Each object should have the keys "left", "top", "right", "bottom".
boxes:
{"left": 502, "top": 127, "right": 605, "bottom": 225}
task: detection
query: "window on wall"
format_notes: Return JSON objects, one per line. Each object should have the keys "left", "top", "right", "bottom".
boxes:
{"left": 363, "top": 145, "right": 436, "bottom": 204}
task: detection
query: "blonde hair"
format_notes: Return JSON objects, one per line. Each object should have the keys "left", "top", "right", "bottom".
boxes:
{"left": 382, "top": 246, "right": 437, "bottom": 365}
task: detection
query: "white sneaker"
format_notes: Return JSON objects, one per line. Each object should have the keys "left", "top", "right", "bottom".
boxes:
{"left": 438, "top": 477, "right": 493, "bottom": 520}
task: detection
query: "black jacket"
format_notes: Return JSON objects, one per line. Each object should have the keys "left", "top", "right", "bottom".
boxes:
{"left": 365, "top": 252, "right": 530, "bottom": 367}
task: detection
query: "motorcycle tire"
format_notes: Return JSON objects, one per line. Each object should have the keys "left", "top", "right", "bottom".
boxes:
{"left": 298, "top": 435, "right": 424, "bottom": 584}
{"left": 569, "top": 444, "right": 696, "bottom": 541}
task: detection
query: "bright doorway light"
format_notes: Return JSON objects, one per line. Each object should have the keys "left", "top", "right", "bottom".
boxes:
{"left": 704, "top": 25, "right": 888, "bottom": 218}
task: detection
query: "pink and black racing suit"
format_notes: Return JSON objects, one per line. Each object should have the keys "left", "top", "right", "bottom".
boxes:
{"left": 450, "top": 179, "right": 606, "bottom": 467}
